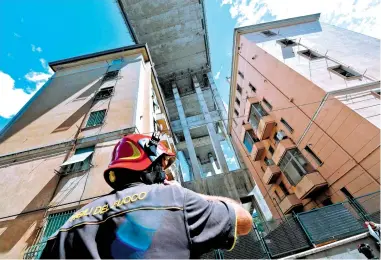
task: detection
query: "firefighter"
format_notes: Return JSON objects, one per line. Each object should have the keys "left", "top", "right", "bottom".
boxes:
{"left": 41, "top": 133, "right": 252, "bottom": 259}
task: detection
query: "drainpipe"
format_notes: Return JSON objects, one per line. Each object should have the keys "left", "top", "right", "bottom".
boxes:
{"left": 296, "top": 93, "right": 329, "bottom": 146}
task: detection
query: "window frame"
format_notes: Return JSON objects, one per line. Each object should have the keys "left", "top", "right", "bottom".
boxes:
{"left": 237, "top": 84, "right": 242, "bottom": 94}
{"left": 85, "top": 109, "right": 107, "bottom": 129}
{"left": 243, "top": 130, "right": 258, "bottom": 153}
{"left": 102, "top": 70, "right": 119, "bottom": 82}
{"left": 262, "top": 98, "right": 273, "bottom": 111}
{"left": 60, "top": 146, "right": 95, "bottom": 174}
{"left": 305, "top": 146, "right": 323, "bottom": 166}
{"left": 327, "top": 65, "right": 362, "bottom": 80}
{"left": 249, "top": 82, "right": 256, "bottom": 92}
{"left": 94, "top": 86, "right": 114, "bottom": 100}
{"left": 261, "top": 30, "right": 277, "bottom": 37}
{"left": 279, "top": 148, "right": 314, "bottom": 186}
{"left": 297, "top": 49, "right": 324, "bottom": 60}
{"left": 280, "top": 118, "right": 294, "bottom": 133}
{"left": 277, "top": 39, "right": 297, "bottom": 47}
{"left": 248, "top": 103, "right": 268, "bottom": 130}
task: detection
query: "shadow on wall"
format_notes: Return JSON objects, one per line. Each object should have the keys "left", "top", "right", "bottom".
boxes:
{"left": 0, "top": 175, "right": 59, "bottom": 253}
{"left": 1, "top": 69, "right": 106, "bottom": 142}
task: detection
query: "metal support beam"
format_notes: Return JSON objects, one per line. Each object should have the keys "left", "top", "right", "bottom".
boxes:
{"left": 172, "top": 83, "right": 201, "bottom": 181}
{"left": 193, "top": 75, "right": 230, "bottom": 174}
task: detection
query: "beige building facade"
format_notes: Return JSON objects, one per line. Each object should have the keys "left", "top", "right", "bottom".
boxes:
{"left": 228, "top": 14, "right": 380, "bottom": 220}
{"left": 0, "top": 45, "right": 175, "bottom": 258}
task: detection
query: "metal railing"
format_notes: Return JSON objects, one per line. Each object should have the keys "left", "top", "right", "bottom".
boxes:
{"left": 202, "top": 191, "right": 380, "bottom": 259}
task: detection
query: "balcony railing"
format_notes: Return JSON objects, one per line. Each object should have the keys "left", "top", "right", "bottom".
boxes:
{"left": 295, "top": 171, "right": 328, "bottom": 199}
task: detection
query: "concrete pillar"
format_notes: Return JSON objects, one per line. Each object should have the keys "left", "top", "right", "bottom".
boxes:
{"left": 208, "top": 153, "right": 221, "bottom": 175}
{"left": 193, "top": 75, "right": 230, "bottom": 174}
{"left": 207, "top": 72, "right": 242, "bottom": 169}
{"left": 197, "top": 156, "right": 204, "bottom": 177}
{"left": 172, "top": 83, "right": 202, "bottom": 181}
{"left": 207, "top": 72, "right": 228, "bottom": 128}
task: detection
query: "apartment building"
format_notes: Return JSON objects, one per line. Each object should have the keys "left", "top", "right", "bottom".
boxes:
{"left": 0, "top": 44, "right": 177, "bottom": 258}
{"left": 228, "top": 14, "right": 380, "bottom": 220}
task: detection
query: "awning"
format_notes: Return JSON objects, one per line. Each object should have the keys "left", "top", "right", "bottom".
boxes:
{"left": 61, "top": 151, "right": 93, "bottom": 166}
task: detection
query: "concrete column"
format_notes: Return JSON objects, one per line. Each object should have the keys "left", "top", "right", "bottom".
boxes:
{"left": 197, "top": 156, "right": 204, "bottom": 177}
{"left": 207, "top": 72, "right": 228, "bottom": 128}
{"left": 208, "top": 153, "right": 221, "bottom": 175}
{"left": 172, "top": 83, "right": 202, "bottom": 181}
{"left": 207, "top": 72, "right": 242, "bottom": 169}
{"left": 193, "top": 75, "right": 230, "bottom": 174}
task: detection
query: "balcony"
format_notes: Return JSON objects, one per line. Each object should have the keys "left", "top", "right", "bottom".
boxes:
{"left": 272, "top": 138, "right": 296, "bottom": 165}
{"left": 279, "top": 194, "right": 303, "bottom": 214}
{"left": 263, "top": 165, "right": 281, "bottom": 184}
{"left": 295, "top": 172, "right": 328, "bottom": 200}
{"left": 248, "top": 102, "right": 276, "bottom": 140}
{"left": 250, "top": 141, "right": 265, "bottom": 161}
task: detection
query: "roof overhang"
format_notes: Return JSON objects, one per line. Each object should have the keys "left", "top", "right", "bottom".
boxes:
{"left": 227, "top": 13, "right": 321, "bottom": 134}
{"left": 49, "top": 44, "right": 150, "bottom": 72}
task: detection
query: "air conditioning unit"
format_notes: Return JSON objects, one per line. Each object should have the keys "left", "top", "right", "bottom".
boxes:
{"left": 276, "top": 130, "right": 287, "bottom": 141}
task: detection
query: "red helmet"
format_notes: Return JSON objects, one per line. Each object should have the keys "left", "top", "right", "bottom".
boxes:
{"left": 104, "top": 134, "right": 175, "bottom": 186}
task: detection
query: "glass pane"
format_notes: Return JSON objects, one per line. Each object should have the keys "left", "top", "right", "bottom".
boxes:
{"left": 243, "top": 132, "right": 254, "bottom": 153}
{"left": 253, "top": 103, "right": 268, "bottom": 117}
{"left": 283, "top": 160, "right": 303, "bottom": 185}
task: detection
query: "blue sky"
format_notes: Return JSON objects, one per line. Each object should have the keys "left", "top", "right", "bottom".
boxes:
{"left": 0, "top": 0, "right": 379, "bottom": 131}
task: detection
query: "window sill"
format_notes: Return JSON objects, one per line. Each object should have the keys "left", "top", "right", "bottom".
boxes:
{"left": 82, "top": 124, "right": 103, "bottom": 131}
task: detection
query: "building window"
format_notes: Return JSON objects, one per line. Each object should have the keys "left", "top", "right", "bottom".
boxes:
{"left": 328, "top": 65, "right": 361, "bottom": 80}
{"left": 262, "top": 98, "right": 273, "bottom": 111}
{"left": 235, "top": 97, "right": 241, "bottom": 106}
{"left": 103, "top": 70, "right": 119, "bottom": 81}
{"left": 371, "top": 89, "right": 381, "bottom": 99}
{"left": 243, "top": 130, "right": 259, "bottom": 153}
{"left": 23, "top": 210, "right": 76, "bottom": 259}
{"left": 248, "top": 103, "right": 268, "bottom": 130}
{"left": 269, "top": 145, "right": 275, "bottom": 155}
{"left": 249, "top": 82, "right": 256, "bottom": 92}
{"left": 264, "top": 157, "right": 275, "bottom": 166}
{"left": 234, "top": 109, "right": 239, "bottom": 117}
{"left": 238, "top": 71, "right": 244, "bottom": 79}
{"left": 86, "top": 109, "right": 106, "bottom": 128}
{"left": 340, "top": 187, "right": 354, "bottom": 199}
{"left": 298, "top": 49, "right": 323, "bottom": 60}
{"left": 95, "top": 87, "right": 114, "bottom": 100}
{"left": 280, "top": 118, "right": 294, "bottom": 133}
{"left": 279, "top": 148, "right": 314, "bottom": 185}
{"left": 321, "top": 197, "right": 333, "bottom": 206}
{"left": 279, "top": 181, "right": 289, "bottom": 196}
{"left": 60, "top": 146, "right": 95, "bottom": 174}
{"left": 237, "top": 84, "right": 242, "bottom": 94}
{"left": 277, "top": 39, "right": 297, "bottom": 47}
{"left": 233, "top": 118, "right": 238, "bottom": 127}
{"left": 261, "top": 30, "right": 277, "bottom": 37}
{"left": 305, "top": 146, "right": 323, "bottom": 166}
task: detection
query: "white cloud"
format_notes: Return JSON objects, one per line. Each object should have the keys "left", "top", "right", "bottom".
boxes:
{"left": 221, "top": 0, "right": 233, "bottom": 6}
{"left": 214, "top": 71, "right": 221, "bottom": 80}
{"left": 31, "top": 44, "right": 43, "bottom": 52}
{"left": 222, "top": 0, "right": 380, "bottom": 38}
{"left": 25, "top": 59, "right": 53, "bottom": 89}
{"left": 0, "top": 72, "right": 34, "bottom": 118}
{"left": 0, "top": 59, "right": 53, "bottom": 118}
{"left": 13, "top": 32, "right": 21, "bottom": 38}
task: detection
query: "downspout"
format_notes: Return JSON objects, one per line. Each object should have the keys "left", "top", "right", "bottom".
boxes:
{"left": 296, "top": 93, "right": 329, "bottom": 146}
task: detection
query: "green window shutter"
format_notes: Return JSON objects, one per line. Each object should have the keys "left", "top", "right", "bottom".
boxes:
{"left": 86, "top": 110, "right": 106, "bottom": 128}
{"left": 24, "top": 210, "right": 76, "bottom": 259}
